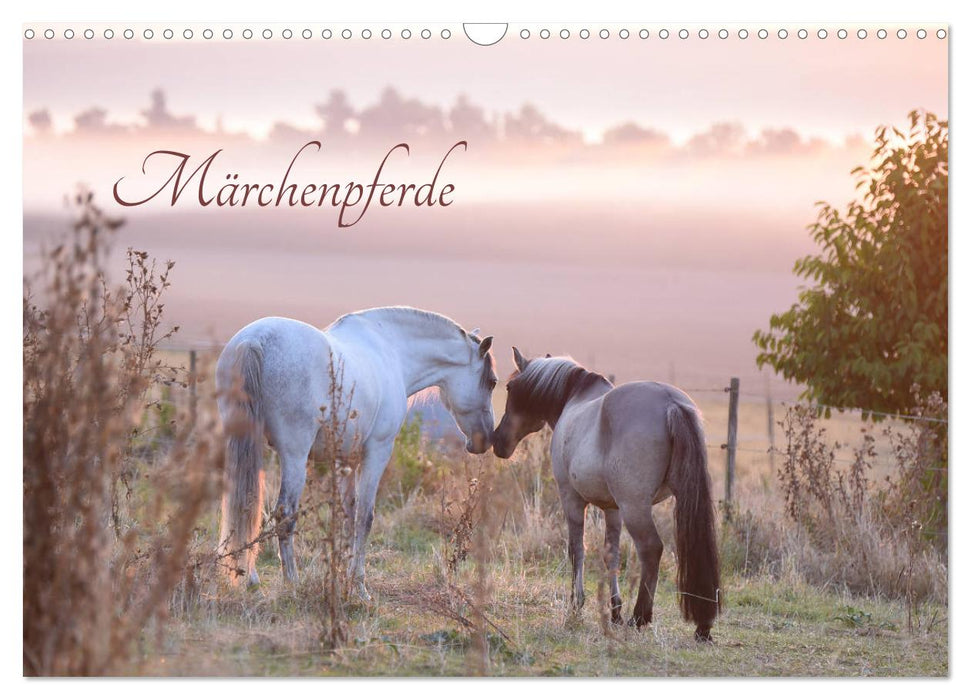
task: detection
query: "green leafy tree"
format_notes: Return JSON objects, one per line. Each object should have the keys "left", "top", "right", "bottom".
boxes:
{"left": 754, "top": 111, "right": 947, "bottom": 416}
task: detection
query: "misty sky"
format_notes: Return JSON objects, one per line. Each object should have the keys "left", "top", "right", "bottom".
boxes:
{"left": 24, "top": 26, "right": 948, "bottom": 142}
{"left": 21, "top": 26, "right": 949, "bottom": 384}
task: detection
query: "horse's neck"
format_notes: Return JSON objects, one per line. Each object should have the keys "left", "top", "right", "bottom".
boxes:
{"left": 552, "top": 375, "right": 612, "bottom": 428}
{"left": 397, "top": 336, "right": 468, "bottom": 396}
{"left": 360, "top": 309, "right": 468, "bottom": 396}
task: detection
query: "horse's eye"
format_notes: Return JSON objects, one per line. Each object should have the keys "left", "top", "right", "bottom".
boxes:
{"left": 489, "top": 378, "right": 498, "bottom": 391}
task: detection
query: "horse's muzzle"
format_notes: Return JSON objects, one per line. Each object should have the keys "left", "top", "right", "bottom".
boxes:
{"left": 492, "top": 435, "right": 514, "bottom": 459}
{"left": 466, "top": 431, "right": 492, "bottom": 455}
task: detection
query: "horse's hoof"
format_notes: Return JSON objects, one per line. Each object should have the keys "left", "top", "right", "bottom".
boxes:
{"left": 354, "top": 581, "right": 372, "bottom": 602}
{"left": 244, "top": 578, "right": 266, "bottom": 598}
{"left": 694, "top": 627, "right": 713, "bottom": 643}
{"left": 627, "top": 616, "right": 649, "bottom": 630}
{"left": 610, "top": 597, "right": 623, "bottom": 621}
{"left": 610, "top": 604, "right": 624, "bottom": 626}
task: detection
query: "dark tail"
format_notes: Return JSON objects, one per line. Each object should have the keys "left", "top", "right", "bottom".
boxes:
{"left": 666, "top": 400, "right": 721, "bottom": 635}
{"left": 219, "top": 340, "right": 265, "bottom": 585}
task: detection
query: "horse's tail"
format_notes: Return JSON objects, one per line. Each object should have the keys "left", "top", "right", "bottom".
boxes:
{"left": 219, "top": 339, "right": 265, "bottom": 585}
{"left": 666, "top": 400, "right": 721, "bottom": 637}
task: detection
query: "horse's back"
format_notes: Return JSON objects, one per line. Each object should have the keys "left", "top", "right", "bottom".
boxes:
{"left": 217, "top": 316, "right": 392, "bottom": 450}
{"left": 226, "top": 316, "right": 328, "bottom": 350}
{"left": 217, "top": 317, "right": 336, "bottom": 432}
{"left": 572, "top": 382, "right": 689, "bottom": 506}
{"left": 218, "top": 317, "right": 327, "bottom": 361}
{"left": 218, "top": 317, "right": 332, "bottom": 391}
{"left": 601, "top": 381, "right": 695, "bottom": 443}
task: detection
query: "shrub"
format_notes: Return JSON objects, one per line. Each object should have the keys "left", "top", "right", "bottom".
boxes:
{"left": 23, "top": 191, "right": 218, "bottom": 675}
{"left": 767, "top": 401, "right": 946, "bottom": 604}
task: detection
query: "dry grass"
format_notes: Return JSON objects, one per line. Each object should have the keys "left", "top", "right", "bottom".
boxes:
{"left": 119, "top": 420, "right": 946, "bottom": 677}
{"left": 26, "top": 332, "right": 948, "bottom": 676}
{"left": 23, "top": 192, "right": 220, "bottom": 675}
{"left": 720, "top": 402, "right": 947, "bottom": 611}
{"left": 138, "top": 472, "right": 947, "bottom": 676}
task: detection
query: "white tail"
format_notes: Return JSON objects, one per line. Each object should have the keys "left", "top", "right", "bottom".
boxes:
{"left": 219, "top": 340, "right": 265, "bottom": 585}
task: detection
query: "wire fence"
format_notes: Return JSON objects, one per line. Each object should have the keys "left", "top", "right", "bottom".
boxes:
{"left": 682, "top": 384, "right": 948, "bottom": 424}
{"left": 139, "top": 347, "right": 949, "bottom": 547}
{"left": 147, "top": 346, "right": 948, "bottom": 487}
{"left": 661, "top": 377, "right": 948, "bottom": 526}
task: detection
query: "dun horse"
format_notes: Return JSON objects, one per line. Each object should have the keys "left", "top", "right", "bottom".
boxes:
{"left": 493, "top": 349, "right": 720, "bottom": 640}
{"left": 215, "top": 307, "right": 497, "bottom": 597}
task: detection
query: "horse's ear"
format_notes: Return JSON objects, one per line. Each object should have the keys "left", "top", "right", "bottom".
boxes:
{"left": 513, "top": 346, "right": 529, "bottom": 371}
{"left": 467, "top": 327, "right": 482, "bottom": 344}
{"left": 478, "top": 335, "right": 493, "bottom": 358}
{"left": 545, "top": 353, "right": 552, "bottom": 358}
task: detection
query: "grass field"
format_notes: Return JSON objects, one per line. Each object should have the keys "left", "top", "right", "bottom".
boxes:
{"left": 25, "top": 351, "right": 949, "bottom": 678}
{"left": 143, "top": 502, "right": 948, "bottom": 677}
{"left": 123, "top": 393, "right": 947, "bottom": 678}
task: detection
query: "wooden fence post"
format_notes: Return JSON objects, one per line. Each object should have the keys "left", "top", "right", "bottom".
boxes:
{"left": 724, "top": 377, "right": 740, "bottom": 522}
{"left": 189, "top": 349, "right": 198, "bottom": 430}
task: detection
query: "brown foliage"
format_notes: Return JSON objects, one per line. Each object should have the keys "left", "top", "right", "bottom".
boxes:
{"left": 23, "top": 191, "right": 219, "bottom": 675}
{"left": 770, "top": 397, "right": 947, "bottom": 605}
{"left": 301, "top": 354, "right": 359, "bottom": 651}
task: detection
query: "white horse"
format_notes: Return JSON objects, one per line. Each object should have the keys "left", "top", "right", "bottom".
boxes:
{"left": 215, "top": 307, "right": 497, "bottom": 596}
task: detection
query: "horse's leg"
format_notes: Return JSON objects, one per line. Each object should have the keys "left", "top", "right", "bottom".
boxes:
{"left": 349, "top": 437, "right": 394, "bottom": 601}
{"left": 559, "top": 488, "right": 588, "bottom": 613}
{"left": 275, "top": 447, "right": 311, "bottom": 583}
{"left": 603, "top": 507, "right": 624, "bottom": 625}
{"left": 271, "top": 420, "right": 316, "bottom": 584}
{"left": 623, "top": 507, "right": 663, "bottom": 629}
{"left": 338, "top": 468, "right": 356, "bottom": 541}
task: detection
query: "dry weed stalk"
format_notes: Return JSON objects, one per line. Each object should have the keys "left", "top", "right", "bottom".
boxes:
{"left": 431, "top": 458, "right": 515, "bottom": 674}
{"left": 445, "top": 475, "right": 482, "bottom": 575}
{"left": 768, "top": 399, "right": 947, "bottom": 605}
{"left": 23, "top": 191, "right": 218, "bottom": 675}
{"left": 302, "top": 353, "right": 360, "bottom": 651}
{"left": 883, "top": 388, "right": 947, "bottom": 553}
{"left": 466, "top": 474, "right": 494, "bottom": 676}
{"left": 177, "top": 354, "right": 359, "bottom": 654}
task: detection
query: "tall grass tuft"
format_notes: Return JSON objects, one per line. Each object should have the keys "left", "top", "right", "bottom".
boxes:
{"left": 23, "top": 191, "right": 219, "bottom": 675}
{"left": 720, "top": 400, "right": 947, "bottom": 609}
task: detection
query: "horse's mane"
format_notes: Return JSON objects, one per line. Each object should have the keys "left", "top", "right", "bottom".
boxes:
{"left": 332, "top": 306, "right": 465, "bottom": 336}
{"left": 509, "top": 356, "right": 612, "bottom": 424}
{"left": 335, "top": 307, "right": 496, "bottom": 384}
